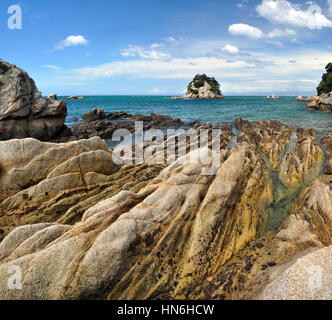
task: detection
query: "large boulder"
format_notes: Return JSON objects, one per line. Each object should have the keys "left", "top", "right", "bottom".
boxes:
{"left": 81, "top": 108, "right": 106, "bottom": 121}
{"left": 0, "top": 60, "right": 67, "bottom": 141}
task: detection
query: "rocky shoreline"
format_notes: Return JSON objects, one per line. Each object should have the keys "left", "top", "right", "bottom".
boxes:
{"left": 0, "top": 116, "right": 331, "bottom": 300}
{"left": 0, "top": 60, "right": 331, "bottom": 300}
{"left": 296, "top": 93, "right": 332, "bottom": 112}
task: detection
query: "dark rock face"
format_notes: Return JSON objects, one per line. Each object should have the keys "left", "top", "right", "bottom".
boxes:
{"left": 62, "top": 110, "right": 196, "bottom": 142}
{"left": 81, "top": 108, "right": 106, "bottom": 121}
{"left": 0, "top": 61, "right": 67, "bottom": 141}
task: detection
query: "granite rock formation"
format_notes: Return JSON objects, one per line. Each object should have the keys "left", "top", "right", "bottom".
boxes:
{"left": 0, "top": 119, "right": 331, "bottom": 300}
{"left": 0, "top": 60, "right": 67, "bottom": 141}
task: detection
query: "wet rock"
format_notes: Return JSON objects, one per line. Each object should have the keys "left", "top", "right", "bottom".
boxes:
{"left": 321, "top": 133, "right": 332, "bottom": 175}
{"left": 279, "top": 129, "right": 324, "bottom": 187}
{"left": 0, "top": 119, "right": 331, "bottom": 300}
{"left": 81, "top": 108, "right": 106, "bottom": 121}
{"left": 107, "top": 111, "right": 132, "bottom": 120}
{"left": 67, "top": 96, "right": 84, "bottom": 100}
{"left": 235, "top": 118, "right": 293, "bottom": 169}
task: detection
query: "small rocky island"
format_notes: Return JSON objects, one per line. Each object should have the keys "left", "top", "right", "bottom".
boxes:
{"left": 296, "top": 63, "right": 332, "bottom": 112}
{"left": 174, "top": 74, "right": 224, "bottom": 99}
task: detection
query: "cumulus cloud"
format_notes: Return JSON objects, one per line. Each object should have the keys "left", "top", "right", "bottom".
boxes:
{"left": 256, "top": 0, "right": 332, "bottom": 29}
{"left": 228, "top": 23, "right": 263, "bottom": 39}
{"left": 54, "top": 35, "right": 89, "bottom": 50}
{"left": 267, "top": 28, "right": 295, "bottom": 38}
{"left": 71, "top": 57, "right": 254, "bottom": 80}
{"left": 121, "top": 44, "right": 171, "bottom": 60}
{"left": 222, "top": 44, "right": 240, "bottom": 54}
{"left": 228, "top": 23, "right": 295, "bottom": 42}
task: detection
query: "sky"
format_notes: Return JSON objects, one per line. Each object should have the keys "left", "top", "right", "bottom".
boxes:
{"left": 1, "top": 0, "right": 332, "bottom": 96}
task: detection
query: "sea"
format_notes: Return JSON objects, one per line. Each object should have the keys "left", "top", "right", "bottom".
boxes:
{"left": 62, "top": 96, "right": 332, "bottom": 137}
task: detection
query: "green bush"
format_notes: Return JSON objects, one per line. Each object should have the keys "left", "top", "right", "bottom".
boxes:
{"left": 186, "top": 74, "right": 222, "bottom": 96}
{"left": 317, "top": 63, "right": 332, "bottom": 95}
{"left": 194, "top": 80, "right": 205, "bottom": 88}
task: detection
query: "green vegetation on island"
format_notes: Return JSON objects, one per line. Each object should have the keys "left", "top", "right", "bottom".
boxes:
{"left": 187, "top": 74, "right": 222, "bottom": 96}
{"left": 317, "top": 62, "right": 332, "bottom": 95}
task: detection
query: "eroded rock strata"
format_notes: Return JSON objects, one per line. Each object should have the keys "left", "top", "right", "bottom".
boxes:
{"left": 0, "top": 119, "right": 331, "bottom": 300}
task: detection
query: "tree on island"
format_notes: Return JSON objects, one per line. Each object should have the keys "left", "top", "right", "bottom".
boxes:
{"left": 187, "top": 74, "right": 222, "bottom": 96}
{"left": 317, "top": 63, "right": 332, "bottom": 95}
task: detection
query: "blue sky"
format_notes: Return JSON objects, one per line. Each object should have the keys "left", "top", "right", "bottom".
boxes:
{"left": 1, "top": 0, "right": 332, "bottom": 95}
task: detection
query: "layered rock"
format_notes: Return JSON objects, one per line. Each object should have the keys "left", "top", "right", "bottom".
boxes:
{"left": 0, "top": 61, "right": 67, "bottom": 141}
{"left": 0, "top": 119, "right": 331, "bottom": 300}
{"left": 0, "top": 137, "right": 164, "bottom": 241}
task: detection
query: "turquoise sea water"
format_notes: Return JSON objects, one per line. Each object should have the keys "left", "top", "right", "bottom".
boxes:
{"left": 62, "top": 96, "right": 332, "bottom": 136}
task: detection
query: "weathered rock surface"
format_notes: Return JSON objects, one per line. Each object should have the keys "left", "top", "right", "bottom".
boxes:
{"left": 0, "top": 119, "right": 330, "bottom": 300}
{"left": 304, "top": 92, "right": 332, "bottom": 112}
{"left": 0, "top": 137, "right": 164, "bottom": 241}
{"left": 0, "top": 61, "right": 67, "bottom": 141}
{"left": 258, "top": 246, "right": 332, "bottom": 300}
{"left": 321, "top": 132, "right": 332, "bottom": 175}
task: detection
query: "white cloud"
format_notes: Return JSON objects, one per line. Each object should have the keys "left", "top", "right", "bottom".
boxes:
{"left": 291, "top": 38, "right": 304, "bottom": 44}
{"left": 256, "top": 0, "right": 332, "bottom": 29}
{"left": 121, "top": 44, "right": 171, "bottom": 60}
{"left": 164, "top": 37, "right": 182, "bottom": 46}
{"left": 43, "top": 65, "right": 61, "bottom": 71}
{"left": 40, "top": 51, "right": 330, "bottom": 95}
{"left": 150, "top": 43, "right": 164, "bottom": 49}
{"left": 328, "top": 0, "right": 332, "bottom": 16}
{"left": 228, "top": 23, "right": 263, "bottom": 39}
{"left": 222, "top": 44, "right": 240, "bottom": 54}
{"left": 267, "top": 28, "right": 295, "bottom": 38}
{"left": 266, "top": 40, "right": 284, "bottom": 47}
{"left": 70, "top": 57, "right": 254, "bottom": 80}
{"left": 228, "top": 23, "right": 295, "bottom": 44}
{"left": 54, "top": 35, "right": 89, "bottom": 50}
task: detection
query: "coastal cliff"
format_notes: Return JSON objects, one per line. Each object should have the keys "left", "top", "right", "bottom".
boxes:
{"left": 184, "top": 74, "right": 224, "bottom": 99}
{"left": 0, "top": 60, "right": 67, "bottom": 141}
